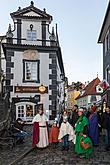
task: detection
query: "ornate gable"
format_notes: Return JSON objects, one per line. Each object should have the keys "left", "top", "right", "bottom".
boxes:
{"left": 10, "top": 1, "right": 52, "bottom": 21}
{"left": 23, "top": 11, "right": 42, "bottom": 17}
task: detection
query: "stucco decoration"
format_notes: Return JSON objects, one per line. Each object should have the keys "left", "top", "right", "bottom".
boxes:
{"left": 23, "top": 50, "right": 39, "bottom": 60}
{"left": 23, "top": 11, "right": 41, "bottom": 17}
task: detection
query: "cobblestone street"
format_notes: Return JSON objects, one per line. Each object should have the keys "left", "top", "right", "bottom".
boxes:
{"left": 0, "top": 1, "right": 110, "bottom": 165}
{"left": 0, "top": 126, "right": 110, "bottom": 165}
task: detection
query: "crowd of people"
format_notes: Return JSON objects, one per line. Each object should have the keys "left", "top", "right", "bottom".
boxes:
{"left": 32, "top": 104, "right": 110, "bottom": 159}
{"left": 13, "top": 104, "right": 110, "bottom": 159}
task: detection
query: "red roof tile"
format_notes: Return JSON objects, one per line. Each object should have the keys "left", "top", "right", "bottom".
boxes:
{"left": 76, "top": 77, "right": 101, "bottom": 99}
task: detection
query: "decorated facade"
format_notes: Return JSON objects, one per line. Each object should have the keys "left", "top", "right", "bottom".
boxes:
{"left": 1, "top": 1, "right": 65, "bottom": 124}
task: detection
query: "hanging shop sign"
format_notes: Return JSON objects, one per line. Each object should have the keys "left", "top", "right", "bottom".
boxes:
{"left": 12, "top": 95, "right": 40, "bottom": 103}
{"left": 14, "top": 86, "right": 48, "bottom": 93}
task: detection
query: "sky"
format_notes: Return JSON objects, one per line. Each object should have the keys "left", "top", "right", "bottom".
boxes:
{"left": 0, "top": 0, "right": 109, "bottom": 84}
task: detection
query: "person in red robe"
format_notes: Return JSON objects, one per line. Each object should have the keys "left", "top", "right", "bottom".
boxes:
{"left": 32, "top": 108, "right": 49, "bottom": 148}
{"left": 49, "top": 121, "right": 59, "bottom": 148}
{"left": 32, "top": 122, "right": 39, "bottom": 147}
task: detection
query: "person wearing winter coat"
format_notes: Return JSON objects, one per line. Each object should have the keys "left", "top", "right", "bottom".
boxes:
{"left": 102, "top": 107, "right": 110, "bottom": 151}
{"left": 49, "top": 121, "right": 59, "bottom": 148}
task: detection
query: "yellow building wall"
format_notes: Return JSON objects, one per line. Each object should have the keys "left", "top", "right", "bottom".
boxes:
{"left": 67, "top": 90, "right": 80, "bottom": 110}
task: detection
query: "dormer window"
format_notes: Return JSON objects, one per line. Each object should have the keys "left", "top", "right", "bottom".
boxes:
{"left": 96, "top": 85, "right": 103, "bottom": 93}
{"left": 27, "top": 30, "right": 37, "bottom": 41}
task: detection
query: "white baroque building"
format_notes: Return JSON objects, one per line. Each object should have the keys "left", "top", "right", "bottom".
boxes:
{"left": 1, "top": 1, "right": 65, "bottom": 124}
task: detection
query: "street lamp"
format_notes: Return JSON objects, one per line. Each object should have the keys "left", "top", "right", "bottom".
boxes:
{"left": 60, "top": 73, "right": 65, "bottom": 81}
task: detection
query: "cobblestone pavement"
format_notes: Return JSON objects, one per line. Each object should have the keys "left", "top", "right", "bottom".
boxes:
{"left": 0, "top": 125, "right": 110, "bottom": 165}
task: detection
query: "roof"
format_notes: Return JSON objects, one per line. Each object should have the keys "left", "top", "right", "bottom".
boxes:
{"left": 10, "top": 1, "right": 52, "bottom": 21}
{"left": 76, "top": 77, "right": 101, "bottom": 100}
{"left": 98, "top": 1, "right": 110, "bottom": 43}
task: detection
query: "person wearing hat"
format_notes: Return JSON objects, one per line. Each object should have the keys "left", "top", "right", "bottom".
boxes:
{"left": 75, "top": 108, "right": 93, "bottom": 158}
{"left": 32, "top": 108, "right": 49, "bottom": 148}
{"left": 49, "top": 121, "right": 59, "bottom": 148}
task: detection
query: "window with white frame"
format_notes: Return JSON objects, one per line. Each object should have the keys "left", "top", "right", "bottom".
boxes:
{"left": 23, "top": 59, "right": 40, "bottom": 83}
{"left": 16, "top": 102, "right": 35, "bottom": 122}
{"left": 17, "top": 105, "right": 25, "bottom": 118}
{"left": 27, "top": 30, "right": 37, "bottom": 41}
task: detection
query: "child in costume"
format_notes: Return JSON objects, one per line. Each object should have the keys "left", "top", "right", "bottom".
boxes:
{"left": 58, "top": 115, "right": 74, "bottom": 151}
{"left": 80, "top": 136, "right": 93, "bottom": 159}
{"left": 49, "top": 121, "right": 59, "bottom": 148}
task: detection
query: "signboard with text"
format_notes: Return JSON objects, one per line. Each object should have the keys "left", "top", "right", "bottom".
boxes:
{"left": 12, "top": 96, "right": 40, "bottom": 103}
{"left": 14, "top": 86, "right": 48, "bottom": 93}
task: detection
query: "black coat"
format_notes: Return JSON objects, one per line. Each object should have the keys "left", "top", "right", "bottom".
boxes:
{"left": 101, "top": 112, "right": 110, "bottom": 130}
{"left": 71, "top": 110, "right": 79, "bottom": 128}
{"left": 12, "top": 121, "right": 24, "bottom": 133}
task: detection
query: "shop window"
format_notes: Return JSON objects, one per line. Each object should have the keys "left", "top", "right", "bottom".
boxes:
{"left": 17, "top": 105, "right": 24, "bottom": 118}
{"left": 26, "top": 104, "right": 33, "bottom": 117}
{"left": 23, "top": 59, "right": 40, "bottom": 83}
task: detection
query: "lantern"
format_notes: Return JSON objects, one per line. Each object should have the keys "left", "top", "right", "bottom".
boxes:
{"left": 39, "top": 84, "right": 46, "bottom": 94}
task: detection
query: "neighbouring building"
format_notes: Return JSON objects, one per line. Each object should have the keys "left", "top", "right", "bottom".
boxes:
{"left": 76, "top": 77, "right": 103, "bottom": 109}
{"left": 65, "top": 82, "right": 83, "bottom": 111}
{"left": 98, "top": 1, "right": 110, "bottom": 107}
{"left": 1, "top": 1, "right": 65, "bottom": 124}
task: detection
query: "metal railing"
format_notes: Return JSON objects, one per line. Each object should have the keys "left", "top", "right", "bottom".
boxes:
{"left": 11, "top": 37, "right": 58, "bottom": 47}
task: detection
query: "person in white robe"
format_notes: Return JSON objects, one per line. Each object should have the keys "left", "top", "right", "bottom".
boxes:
{"left": 58, "top": 115, "right": 75, "bottom": 150}
{"left": 32, "top": 109, "right": 49, "bottom": 148}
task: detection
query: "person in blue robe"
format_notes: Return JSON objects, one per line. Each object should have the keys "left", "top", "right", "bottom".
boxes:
{"left": 88, "top": 106, "right": 99, "bottom": 146}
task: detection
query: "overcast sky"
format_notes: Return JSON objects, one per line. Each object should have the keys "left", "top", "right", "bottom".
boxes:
{"left": 0, "top": 0, "right": 109, "bottom": 83}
